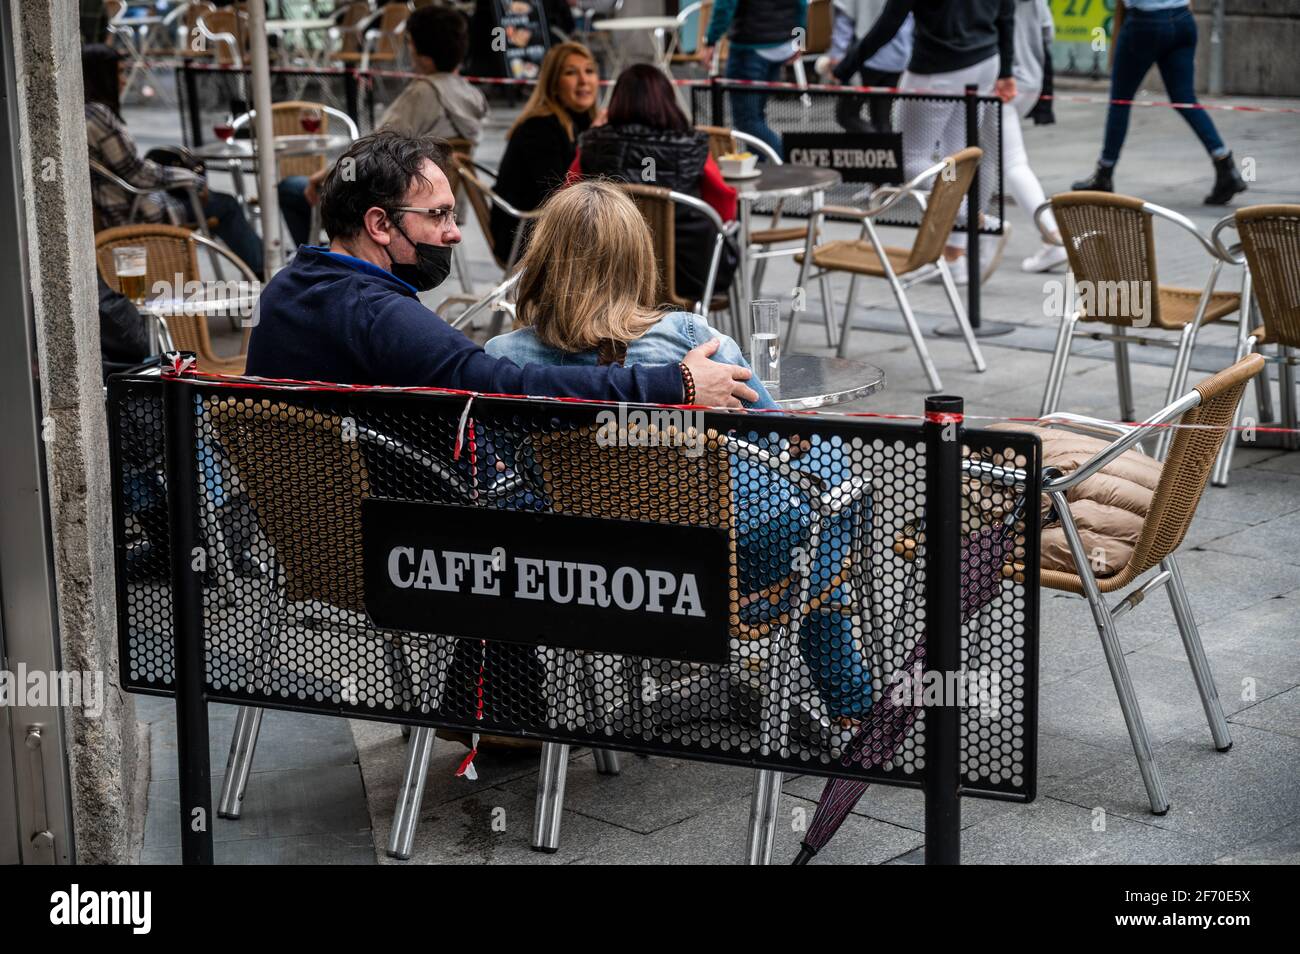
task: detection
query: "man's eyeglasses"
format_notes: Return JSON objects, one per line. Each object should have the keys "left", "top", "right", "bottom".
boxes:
{"left": 391, "top": 206, "right": 461, "bottom": 227}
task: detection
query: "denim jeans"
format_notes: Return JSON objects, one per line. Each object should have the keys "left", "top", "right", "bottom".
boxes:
{"left": 725, "top": 47, "right": 783, "bottom": 157}
{"left": 278, "top": 175, "right": 314, "bottom": 249}
{"left": 203, "top": 189, "right": 264, "bottom": 278}
{"left": 1101, "top": 6, "right": 1226, "bottom": 165}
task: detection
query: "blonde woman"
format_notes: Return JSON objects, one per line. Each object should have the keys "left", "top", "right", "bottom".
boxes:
{"left": 489, "top": 41, "right": 601, "bottom": 259}
{"left": 487, "top": 182, "right": 871, "bottom": 723}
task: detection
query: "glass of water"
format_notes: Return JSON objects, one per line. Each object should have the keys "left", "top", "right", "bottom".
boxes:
{"left": 749, "top": 299, "right": 780, "bottom": 387}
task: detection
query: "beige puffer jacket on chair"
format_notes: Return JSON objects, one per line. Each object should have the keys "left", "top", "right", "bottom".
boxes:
{"left": 988, "top": 423, "right": 1162, "bottom": 577}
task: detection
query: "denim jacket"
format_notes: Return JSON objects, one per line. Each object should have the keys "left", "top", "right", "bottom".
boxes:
{"left": 485, "top": 311, "right": 779, "bottom": 409}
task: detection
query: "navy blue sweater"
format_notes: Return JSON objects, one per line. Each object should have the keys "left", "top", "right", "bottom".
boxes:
{"left": 245, "top": 246, "right": 684, "bottom": 402}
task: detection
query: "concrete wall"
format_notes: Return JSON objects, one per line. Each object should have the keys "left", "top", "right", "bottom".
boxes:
{"left": 9, "top": 0, "right": 136, "bottom": 863}
{"left": 1192, "top": 1, "right": 1300, "bottom": 97}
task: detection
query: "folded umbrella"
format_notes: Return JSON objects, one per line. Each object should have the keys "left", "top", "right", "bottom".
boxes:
{"left": 793, "top": 494, "right": 1027, "bottom": 864}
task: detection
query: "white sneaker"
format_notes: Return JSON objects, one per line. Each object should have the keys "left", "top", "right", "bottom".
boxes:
{"left": 1021, "top": 243, "right": 1068, "bottom": 273}
{"left": 943, "top": 254, "right": 969, "bottom": 286}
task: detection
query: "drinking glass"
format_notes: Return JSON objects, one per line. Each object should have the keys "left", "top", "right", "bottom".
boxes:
{"left": 299, "top": 106, "right": 322, "bottom": 134}
{"left": 112, "top": 246, "right": 149, "bottom": 304}
{"left": 213, "top": 116, "right": 235, "bottom": 143}
{"left": 749, "top": 299, "right": 780, "bottom": 387}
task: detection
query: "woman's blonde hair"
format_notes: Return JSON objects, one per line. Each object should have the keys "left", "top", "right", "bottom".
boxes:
{"left": 507, "top": 41, "right": 598, "bottom": 141}
{"left": 514, "top": 180, "right": 663, "bottom": 352}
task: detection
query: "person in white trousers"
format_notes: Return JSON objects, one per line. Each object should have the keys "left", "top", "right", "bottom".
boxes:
{"left": 1007, "top": 0, "right": 1067, "bottom": 273}
{"left": 834, "top": 0, "right": 1017, "bottom": 286}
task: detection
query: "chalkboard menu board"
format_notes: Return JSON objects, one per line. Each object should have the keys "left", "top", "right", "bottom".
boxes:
{"left": 483, "top": 0, "right": 551, "bottom": 80}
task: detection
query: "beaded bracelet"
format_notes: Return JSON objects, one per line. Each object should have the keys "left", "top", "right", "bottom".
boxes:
{"left": 679, "top": 361, "right": 696, "bottom": 405}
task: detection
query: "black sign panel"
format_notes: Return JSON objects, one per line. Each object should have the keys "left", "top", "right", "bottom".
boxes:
{"left": 493, "top": 0, "right": 550, "bottom": 80}
{"left": 784, "top": 132, "right": 905, "bottom": 184}
{"left": 362, "top": 499, "right": 732, "bottom": 664}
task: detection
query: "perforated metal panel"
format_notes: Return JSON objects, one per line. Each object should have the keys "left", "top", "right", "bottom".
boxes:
{"left": 108, "top": 375, "right": 1039, "bottom": 798}
{"left": 690, "top": 84, "right": 1005, "bottom": 236}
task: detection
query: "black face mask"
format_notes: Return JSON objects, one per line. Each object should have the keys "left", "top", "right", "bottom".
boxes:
{"left": 385, "top": 218, "right": 452, "bottom": 292}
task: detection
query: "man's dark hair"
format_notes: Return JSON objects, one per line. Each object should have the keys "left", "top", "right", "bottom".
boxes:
{"left": 319, "top": 131, "right": 450, "bottom": 240}
{"left": 82, "top": 43, "right": 123, "bottom": 117}
{"left": 407, "top": 6, "right": 470, "bottom": 73}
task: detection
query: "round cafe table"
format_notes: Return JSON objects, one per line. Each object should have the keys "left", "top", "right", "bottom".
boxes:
{"left": 767, "top": 354, "right": 885, "bottom": 410}
{"left": 726, "top": 164, "right": 842, "bottom": 325}
{"left": 192, "top": 134, "right": 353, "bottom": 210}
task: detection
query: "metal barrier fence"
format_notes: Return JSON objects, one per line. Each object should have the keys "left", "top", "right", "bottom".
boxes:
{"left": 690, "top": 80, "right": 1005, "bottom": 238}
{"left": 108, "top": 365, "right": 1041, "bottom": 864}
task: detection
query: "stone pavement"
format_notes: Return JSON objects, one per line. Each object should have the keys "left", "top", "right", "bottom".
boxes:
{"left": 126, "top": 79, "right": 1300, "bottom": 864}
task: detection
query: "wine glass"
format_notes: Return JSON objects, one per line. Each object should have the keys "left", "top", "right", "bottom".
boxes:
{"left": 299, "top": 106, "right": 322, "bottom": 135}
{"left": 213, "top": 115, "right": 235, "bottom": 143}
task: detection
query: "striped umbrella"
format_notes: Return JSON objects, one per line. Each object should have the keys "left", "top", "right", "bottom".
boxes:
{"left": 793, "top": 496, "right": 1026, "bottom": 864}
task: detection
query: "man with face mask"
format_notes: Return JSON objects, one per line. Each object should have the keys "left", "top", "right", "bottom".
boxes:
{"left": 247, "top": 131, "right": 756, "bottom": 407}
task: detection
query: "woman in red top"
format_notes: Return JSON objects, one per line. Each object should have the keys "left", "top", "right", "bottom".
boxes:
{"left": 564, "top": 65, "right": 739, "bottom": 302}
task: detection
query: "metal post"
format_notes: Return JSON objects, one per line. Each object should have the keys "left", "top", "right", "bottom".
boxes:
{"left": 937, "top": 86, "right": 1013, "bottom": 339}
{"left": 1208, "top": 0, "right": 1226, "bottom": 97}
{"left": 182, "top": 64, "right": 203, "bottom": 148}
{"left": 964, "top": 85, "right": 980, "bottom": 330}
{"left": 923, "top": 394, "right": 962, "bottom": 864}
{"left": 163, "top": 357, "right": 214, "bottom": 865}
{"left": 248, "top": 0, "right": 283, "bottom": 274}
{"left": 345, "top": 68, "right": 361, "bottom": 131}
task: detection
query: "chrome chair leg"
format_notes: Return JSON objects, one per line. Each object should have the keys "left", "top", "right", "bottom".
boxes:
{"left": 217, "top": 706, "right": 263, "bottom": 819}
{"left": 387, "top": 725, "right": 436, "bottom": 860}
{"left": 591, "top": 748, "right": 622, "bottom": 775}
{"left": 937, "top": 257, "right": 986, "bottom": 373}
{"left": 745, "top": 769, "right": 783, "bottom": 865}
{"left": 1114, "top": 325, "right": 1136, "bottom": 422}
{"left": 1040, "top": 312, "right": 1079, "bottom": 416}
{"left": 877, "top": 262, "right": 942, "bottom": 390}
{"left": 1282, "top": 345, "right": 1299, "bottom": 451}
{"left": 1054, "top": 493, "right": 1170, "bottom": 814}
{"left": 1162, "top": 557, "right": 1233, "bottom": 752}
{"left": 532, "top": 742, "right": 570, "bottom": 853}
{"left": 1156, "top": 324, "right": 1199, "bottom": 460}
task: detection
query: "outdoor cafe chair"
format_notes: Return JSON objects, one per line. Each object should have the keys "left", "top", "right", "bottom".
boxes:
{"left": 196, "top": 6, "right": 251, "bottom": 68}
{"left": 1034, "top": 191, "right": 1245, "bottom": 462}
{"left": 697, "top": 124, "right": 811, "bottom": 298}
{"left": 95, "top": 224, "right": 259, "bottom": 373}
{"left": 434, "top": 138, "right": 482, "bottom": 311}
{"left": 207, "top": 397, "right": 511, "bottom": 825}
{"left": 524, "top": 424, "right": 873, "bottom": 858}
{"left": 618, "top": 182, "right": 742, "bottom": 333}
{"left": 988, "top": 354, "right": 1263, "bottom": 815}
{"left": 230, "top": 101, "right": 360, "bottom": 242}
{"left": 453, "top": 155, "right": 541, "bottom": 332}
{"left": 329, "top": 1, "right": 409, "bottom": 72}
{"left": 792, "top": 147, "right": 987, "bottom": 392}
{"left": 1207, "top": 204, "right": 1300, "bottom": 485}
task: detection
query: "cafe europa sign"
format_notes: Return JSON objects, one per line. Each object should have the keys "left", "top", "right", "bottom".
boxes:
{"left": 784, "top": 132, "right": 904, "bottom": 184}
{"left": 362, "top": 500, "right": 731, "bottom": 664}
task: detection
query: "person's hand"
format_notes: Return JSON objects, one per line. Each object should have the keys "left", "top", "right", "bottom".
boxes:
{"left": 698, "top": 44, "right": 714, "bottom": 68}
{"left": 304, "top": 167, "right": 328, "bottom": 205}
{"left": 591, "top": 107, "right": 609, "bottom": 128}
{"left": 682, "top": 338, "right": 758, "bottom": 408}
{"left": 994, "top": 77, "right": 1017, "bottom": 104}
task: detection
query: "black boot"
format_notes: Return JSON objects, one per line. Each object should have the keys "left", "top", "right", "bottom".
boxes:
{"left": 1072, "top": 163, "right": 1114, "bottom": 192}
{"left": 1205, "top": 152, "right": 1247, "bottom": 205}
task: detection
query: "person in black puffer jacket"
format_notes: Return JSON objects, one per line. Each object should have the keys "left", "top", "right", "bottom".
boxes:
{"left": 566, "top": 65, "right": 739, "bottom": 305}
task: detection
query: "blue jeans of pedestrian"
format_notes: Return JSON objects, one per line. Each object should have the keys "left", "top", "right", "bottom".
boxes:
{"left": 278, "top": 175, "right": 314, "bottom": 249}
{"left": 203, "top": 189, "right": 264, "bottom": 278}
{"left": 1101, "top": 6, "right": 1226, "bottom": 166}
{"left": 725, "top": 47, "right": 784, "bottom": 157}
